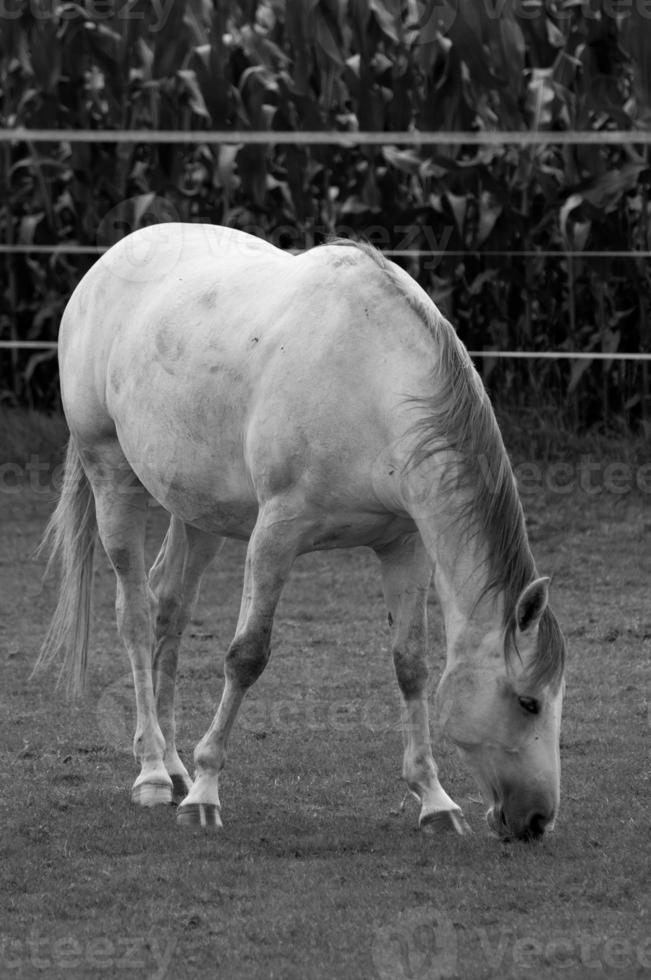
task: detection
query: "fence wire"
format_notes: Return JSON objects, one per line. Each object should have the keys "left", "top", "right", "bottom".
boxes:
{"left": 2, "top": 126, "right": 650, "bottom": 361}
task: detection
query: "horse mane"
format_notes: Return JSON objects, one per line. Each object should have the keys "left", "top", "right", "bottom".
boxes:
{"left": 324, "top": 237, "right": 565, "bottom": 691}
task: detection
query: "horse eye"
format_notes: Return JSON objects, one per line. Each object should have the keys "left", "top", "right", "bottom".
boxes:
{"left": 518, "top": 696, "right": 540, "bottom": 715}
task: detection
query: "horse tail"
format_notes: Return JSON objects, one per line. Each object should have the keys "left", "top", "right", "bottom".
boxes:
{"left": 35, "top": 438, "right": 96, "bottom": 697}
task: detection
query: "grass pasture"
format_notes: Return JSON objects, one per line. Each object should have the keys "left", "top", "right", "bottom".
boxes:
{"left": 0, "top": 442, "right": 650, "bottom": 979}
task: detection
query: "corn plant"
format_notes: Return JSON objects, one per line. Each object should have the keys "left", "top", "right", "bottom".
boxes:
{"left": 0, "top": 0, "right": 650, "bottom": 429}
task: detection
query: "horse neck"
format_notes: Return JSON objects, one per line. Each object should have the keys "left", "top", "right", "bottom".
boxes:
{"left": 433, "top": 544, "right": 503, "bottom": 667}
{"left": 430, "top": 516, "right": 502, "bottom": 658}
{"left": 408, "top": 452, "right": 532, "bottom": 663}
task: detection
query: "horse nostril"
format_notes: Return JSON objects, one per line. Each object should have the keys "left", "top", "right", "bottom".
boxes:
{"left": 526, "top": 811, "right": 550, "bottom": 839}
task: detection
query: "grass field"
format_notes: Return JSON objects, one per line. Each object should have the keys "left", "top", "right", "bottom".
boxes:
{"left": 0, "top": 421, "right": 650, "bottom": 980}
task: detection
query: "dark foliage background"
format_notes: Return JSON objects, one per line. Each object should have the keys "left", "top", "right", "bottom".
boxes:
{"left": 1, "top": 0, "right": 651, "bottom": 431}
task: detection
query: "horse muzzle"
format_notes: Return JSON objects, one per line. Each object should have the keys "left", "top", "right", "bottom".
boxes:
{"left": 487, "top": 801, "right": 556, "bottom": 841}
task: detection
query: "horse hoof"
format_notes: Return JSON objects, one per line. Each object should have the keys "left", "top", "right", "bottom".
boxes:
{"left": 420, "top": 807, "right": 472, "bottom": 836}
{"left": 176, "top": 803, "right": 223, "bottom": 831}
{"left": 131, "top": 781, "right": 173, "bottom": 807}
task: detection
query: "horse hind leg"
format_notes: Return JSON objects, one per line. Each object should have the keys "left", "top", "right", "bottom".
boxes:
{"left": 377, "top": 533, "right": 471, "bottom": 836}
{"left": 177, "top": 502, "right": 301, "bottom": 830}
{"left": 148, "top": 517, "right": 223, "bottom": 803}
{"left": 85, "top": 445, "right": 172, "bottom": 806}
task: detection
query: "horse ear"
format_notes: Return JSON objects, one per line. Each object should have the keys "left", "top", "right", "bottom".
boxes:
{"left": 515, "top": 577, "right": 550, "bottom": 634}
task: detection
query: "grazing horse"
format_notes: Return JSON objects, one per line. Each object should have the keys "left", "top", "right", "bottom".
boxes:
{"left": 38, "top": 224, "right": 565, "bottom": 841}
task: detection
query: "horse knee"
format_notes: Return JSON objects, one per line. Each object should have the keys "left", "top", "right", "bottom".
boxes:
{"left": 225, "top": 632, "right": 270, "bottom": 688}
{"left": 106, "top": 545, "right": 135, "bottom": 577}
{"left": 393, "top": 647, "right": 428, "bottom": 699}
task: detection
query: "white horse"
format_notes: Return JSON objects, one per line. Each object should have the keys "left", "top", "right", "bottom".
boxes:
{"left": 38, "top": 224, "right": 565, "bottom": 841}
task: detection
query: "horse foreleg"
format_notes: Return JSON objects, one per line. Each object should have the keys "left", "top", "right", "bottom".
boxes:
{"left": 177, "top": 503, "right": 299, "bottom": 830}
{"left": 377, "top": 533, "right": 471, "bottom": 836}
{"left": 149, "top": 518, "right": 223, "bottom": 803}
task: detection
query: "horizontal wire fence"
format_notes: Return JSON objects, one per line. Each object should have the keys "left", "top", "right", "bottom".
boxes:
{"left": 2, "top": 342, "right": 649, "bottom": 360}
{"left": 2, "top": 244, "right": 651, "bottom": 259}
{"left": 3, "top": 128, "right": 651, "bottom": 145}
{"left": 1, "top": 127, "right": 650, "bottom": 361}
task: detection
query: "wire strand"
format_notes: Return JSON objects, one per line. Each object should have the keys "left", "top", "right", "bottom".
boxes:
{"left": 2, "top": 128, "right": 651, "bottom": 145}
{"left": 1, "top": 341, "right": 648, "bottom": 360}
{"left": 1, "top": 244, "right": 650, "bottom": 259}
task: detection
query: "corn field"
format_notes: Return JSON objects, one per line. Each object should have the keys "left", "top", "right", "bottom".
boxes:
{"left": 1, "top": 0, "right": 651, "bottom": 430}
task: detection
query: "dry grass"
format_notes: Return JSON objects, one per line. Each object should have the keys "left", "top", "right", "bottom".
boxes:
{"left": 0, "top": 469, "right": 649, "bottom": 979}
{"left": 495, "top": 401, "right": 651, "bottom": 466}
